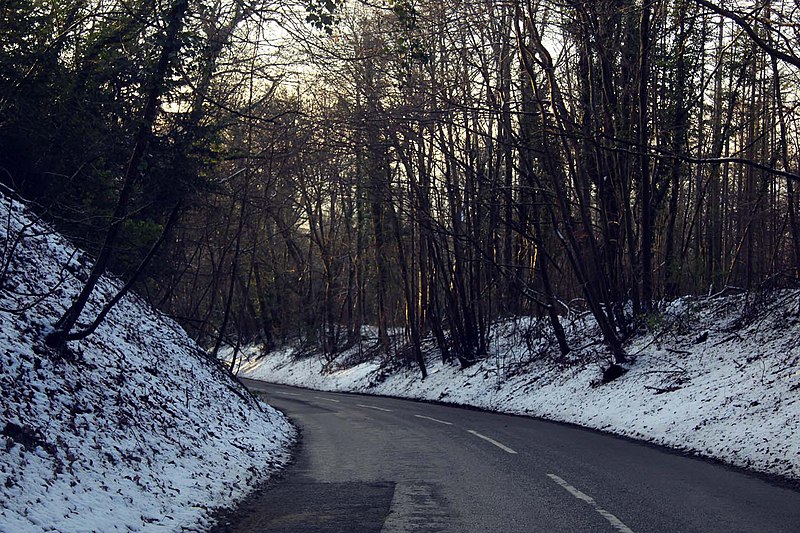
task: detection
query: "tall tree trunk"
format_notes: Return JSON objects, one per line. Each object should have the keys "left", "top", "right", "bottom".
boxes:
{"left": 46, "top": 0, "right": 190, "bottom": 347}
{"left": 514, "top": 7, "right": 625, "bottom": 362}
{"left": 663, "top": 0, "right": 690, "bottom": 297}
{"left": 638, "top": 0, "right": 654, "bottom": 310}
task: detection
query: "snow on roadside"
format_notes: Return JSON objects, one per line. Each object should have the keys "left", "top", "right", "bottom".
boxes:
{"left": 0, "top": 190, "right": 295, "bottom": 532}
{"left": 238, "top": 291, "right": 800, "bottom": 481}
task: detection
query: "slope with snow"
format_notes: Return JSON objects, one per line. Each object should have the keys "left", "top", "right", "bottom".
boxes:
{"left": 0, "top": 191, "right": 295, "bottom": 532}
{"left": 238, "top": 291, "right": 800, "bottom": 482}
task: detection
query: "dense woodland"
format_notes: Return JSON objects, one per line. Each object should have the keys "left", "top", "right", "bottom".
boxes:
{"left": 1, "top": 0, "right": 799, "bottom": 377}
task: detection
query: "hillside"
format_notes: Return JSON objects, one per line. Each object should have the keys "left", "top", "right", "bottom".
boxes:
{"left": 0, "top": 190, "right": 295, "bottom": 532}
{"left": 237, "top": 291, "right": 800, "bottom": 482}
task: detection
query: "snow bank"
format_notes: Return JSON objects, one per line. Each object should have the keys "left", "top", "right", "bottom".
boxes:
{"left": 0, "top": 191, "right": 295, "bottom": 532}
{"left": 238, "top": 292, "right": 800, "bottom": 481}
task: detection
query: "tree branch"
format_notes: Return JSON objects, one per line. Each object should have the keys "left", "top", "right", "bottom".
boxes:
{"left": 693, "top": 0, "right": 800, "bottom": 69}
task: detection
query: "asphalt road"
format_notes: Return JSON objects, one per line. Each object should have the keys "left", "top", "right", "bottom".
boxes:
{"left": 215, "top": 379, "right": 800, "bottom": 533}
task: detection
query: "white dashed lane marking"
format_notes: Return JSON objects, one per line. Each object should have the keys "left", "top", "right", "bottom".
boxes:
{"left": 357, "top": 404, "right": 393, "bottom": 412}
{"left": 314, "top": 396, "right": 341, "bottom": 403}
{"left": 466, "top": 430, "right": 518, "bottom": 454}
{"left": 547, "top": 474, "right": 635, "bottom": 533}
{"left": 414, "top": 414, "right": 453, "bottom": 426}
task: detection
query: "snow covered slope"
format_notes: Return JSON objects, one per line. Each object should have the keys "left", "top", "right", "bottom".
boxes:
{"left": 0, "top": 190, "right": 295, "bottom": 532}
{"left": 238, "top": 292, "right": 800, "bottom": 482}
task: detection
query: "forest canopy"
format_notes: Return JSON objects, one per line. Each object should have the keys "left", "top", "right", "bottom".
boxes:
{"left": 1, "top": 0, "right": 798, "bottom": 375}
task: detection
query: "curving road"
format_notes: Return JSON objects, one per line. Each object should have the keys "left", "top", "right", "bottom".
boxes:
{"left": 214, "top": 379, "right": 800, "bottom": 532}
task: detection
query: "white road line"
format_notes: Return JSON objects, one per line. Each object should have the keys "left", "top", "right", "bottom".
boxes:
{"left": 277, "top": 392, "right": 301, "bottom": 396}
{"left": 414, "top": 414, "right": 453, "bottom": 426}
{"left": 314, "top": 396, "right": 341, "bottom": 403}
{"left": 357, "top": 403, "right": 393, "bottom": 412}
{"left": 546, "top": 474, "right": 635, "bottom": 533}
{"left": 466, "top": 430, "right": 518, "bottom": 454}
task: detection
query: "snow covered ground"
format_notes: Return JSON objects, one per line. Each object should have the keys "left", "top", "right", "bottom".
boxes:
{"left": 0, "top": 190, "right": 295, "bottom": 532}
{"left": 238, "top": 290, "right": 800, "bottom": 482}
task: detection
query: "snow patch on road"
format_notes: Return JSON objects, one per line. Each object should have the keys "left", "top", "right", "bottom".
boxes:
{"left": 0, "top": 191, "right": 295, "bottom": 532}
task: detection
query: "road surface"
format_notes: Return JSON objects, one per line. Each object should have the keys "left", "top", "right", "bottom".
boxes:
{"left": 212, "top": 379, "right": 800, "bottom": 532}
